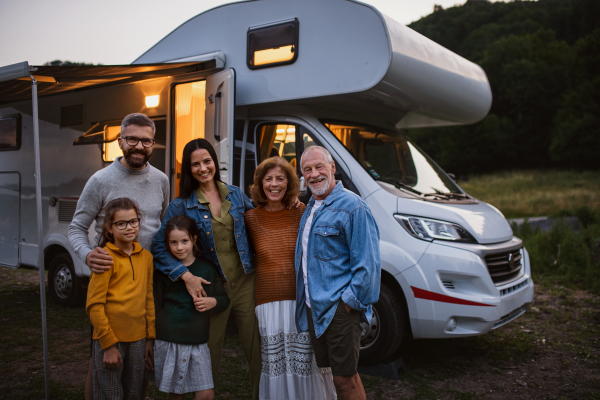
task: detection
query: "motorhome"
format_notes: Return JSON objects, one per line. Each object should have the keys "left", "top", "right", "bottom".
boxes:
{"left": 0, "top": 0, "right": 533, "bottom": 365}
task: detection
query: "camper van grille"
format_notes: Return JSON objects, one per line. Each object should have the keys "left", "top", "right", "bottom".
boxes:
{"left": 58, "top": 200, "right": 78, "bottom": 222}
{"left": 60, "top": 104, "right": 84, "bottom": 127}
{"left": 484, "top": 248, "right": 523, "bottom": 285}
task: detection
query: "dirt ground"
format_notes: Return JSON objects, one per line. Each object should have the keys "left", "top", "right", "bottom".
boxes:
{"left": 1, "top": 267, "right": 599, "bottom": 399}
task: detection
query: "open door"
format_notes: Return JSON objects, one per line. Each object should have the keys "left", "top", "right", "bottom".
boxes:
{"left": 205, "top": 69, "right": 235, "bottom": 184}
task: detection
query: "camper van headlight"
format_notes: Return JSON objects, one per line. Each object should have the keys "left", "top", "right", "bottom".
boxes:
{"left": 394, "top": 214, "right": 477, "bottom": 243}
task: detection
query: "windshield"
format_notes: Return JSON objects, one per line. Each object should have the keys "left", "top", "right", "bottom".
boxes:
{"left": 324, "top": 122, "right": 461, "bottom": 194}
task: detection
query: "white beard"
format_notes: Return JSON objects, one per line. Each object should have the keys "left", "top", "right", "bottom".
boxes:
{"left": 308, "top": 175, "right": 330, "bottom": 196}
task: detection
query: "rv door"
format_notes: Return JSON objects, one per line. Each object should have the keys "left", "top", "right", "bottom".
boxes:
{"left": 205, "top": 69, "right": 235, "bottom": 185}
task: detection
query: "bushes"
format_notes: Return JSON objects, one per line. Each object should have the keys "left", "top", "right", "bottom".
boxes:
{"left": 514, "top": 206, "right": 600, "bottom": 293}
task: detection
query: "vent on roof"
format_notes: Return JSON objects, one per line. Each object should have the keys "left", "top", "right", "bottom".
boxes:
{"left": 60, "top": 104, "right": 84, "bottom": 127}
{"left": 58, "top": 199, "right": 78, "bottom": 222}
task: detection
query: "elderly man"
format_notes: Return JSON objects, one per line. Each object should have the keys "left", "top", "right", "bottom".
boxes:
{"left": 68, "top": 113, "right": 169, "bottom": 400}
{"left": 295, "top": 145, "right": 381, "bottom": 400}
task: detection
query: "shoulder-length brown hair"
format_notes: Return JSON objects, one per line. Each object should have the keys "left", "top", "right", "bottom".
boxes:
{"left": 249, "top": 157, "right": 299, "bottom": 208}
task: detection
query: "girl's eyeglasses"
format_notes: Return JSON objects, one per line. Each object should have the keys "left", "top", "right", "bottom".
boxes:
{"left": 112, "top": 218, "right": 141, "bottom": 230}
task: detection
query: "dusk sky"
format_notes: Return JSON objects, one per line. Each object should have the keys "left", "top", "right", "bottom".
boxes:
{"left": 0, "top": 0, "right": 506, "bottom": 67}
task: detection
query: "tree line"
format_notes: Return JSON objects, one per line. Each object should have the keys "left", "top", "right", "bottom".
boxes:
{"left": 406, "top": 0, "right": 600, "bottom": 174}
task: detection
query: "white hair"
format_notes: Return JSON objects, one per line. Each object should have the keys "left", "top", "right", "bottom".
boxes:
{"left": 300, "top": 145, "right": 333, "bottom": 167}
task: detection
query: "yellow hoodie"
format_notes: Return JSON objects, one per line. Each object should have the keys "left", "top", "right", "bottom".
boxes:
{"left": 86, "top": 241, "right": 156, "bottom": 350}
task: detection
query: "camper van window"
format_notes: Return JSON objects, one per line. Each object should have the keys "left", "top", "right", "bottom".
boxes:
{"left": 257, "top": 124, "right": 298, "bottom": 168}
{"left": 247, "top": 19, "right": 299, "bottom": 69}
{"left": 324, "top": 122, "right": 460, "bottom": 195}
{"left": 0, "top": 115, "right": 20, "bottom": 151}
{"left": 102, "top": 126, "right": 122, "bottom": 162}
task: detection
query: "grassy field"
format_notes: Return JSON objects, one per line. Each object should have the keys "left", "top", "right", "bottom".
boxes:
{"left": 461, "top": 169, "right": 600, "bottom": 293}
{"left": 1, "top": 267, "right": 599, "bottom": 399}
{"left": 460, "top": 170, "right": 600, "bottom": 219}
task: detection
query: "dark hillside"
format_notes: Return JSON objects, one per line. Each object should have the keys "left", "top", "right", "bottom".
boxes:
{"left": 406, "top": 0, "right": 600, "bottom": 174}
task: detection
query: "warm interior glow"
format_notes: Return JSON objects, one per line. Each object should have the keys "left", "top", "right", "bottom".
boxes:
{"left": 254, "top": 45, "right": 294, "bottom": 66}
{"left": 145, "top": 95, "right": 159, "bottom": 108}
{"left": 174, "top": 80, "right": 206, "bottom": 197}
{"left": 102, "top": 126, "right": 122, "bottom": 162}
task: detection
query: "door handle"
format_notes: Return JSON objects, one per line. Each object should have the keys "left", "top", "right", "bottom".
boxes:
{"left": 214, "top": 92, "right": 222, "bottom": 142}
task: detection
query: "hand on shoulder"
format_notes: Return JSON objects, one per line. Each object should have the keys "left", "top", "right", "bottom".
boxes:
{"left": 86, "top": 247, "right": 113, "bottom": 274}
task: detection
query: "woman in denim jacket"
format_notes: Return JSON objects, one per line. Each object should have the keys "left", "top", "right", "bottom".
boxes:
{"left": 151, "top": 139, "right": 261, "bottom": 398}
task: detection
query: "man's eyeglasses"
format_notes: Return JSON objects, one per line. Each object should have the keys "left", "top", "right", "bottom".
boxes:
{"left": 112, "top": 218, "right": 141, "bottom": 230}
{"left": 122, "top": 136, "right": 155, "bottom": 148}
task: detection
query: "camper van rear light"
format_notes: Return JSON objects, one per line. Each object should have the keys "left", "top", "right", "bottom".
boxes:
{"left": 394, "top": 215, "right": 477, "bottom": 243}
{"left": 247, "top": 19, "right": 299, "bottom": 69}
{"left": 145, "top": 95, "right": 159, "bottom": 108}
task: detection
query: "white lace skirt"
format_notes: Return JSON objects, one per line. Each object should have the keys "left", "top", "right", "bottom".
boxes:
{"left": 256, "top": 300, "right": 337, "bottom": 400}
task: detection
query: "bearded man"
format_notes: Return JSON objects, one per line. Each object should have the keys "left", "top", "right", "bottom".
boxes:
{"left": 295, "top": 145, "right": 381, "bottom": 400}
{"left": 68, "top": 112, "right": 169, "bottom": 400}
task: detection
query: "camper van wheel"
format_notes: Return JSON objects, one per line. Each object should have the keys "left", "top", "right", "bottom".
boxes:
{"left": 48, "top": 253, "right": 86, "bottom": 307}
{"left": 358, "top": 284, "right": 406, "bottom": 366}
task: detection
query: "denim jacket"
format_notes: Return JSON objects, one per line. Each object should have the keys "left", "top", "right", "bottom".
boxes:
{"left": 295, "top": 182, "right": 381, "bottom": 338}
{"left": 151, "top": 184, "right": 254, "bottom": 282}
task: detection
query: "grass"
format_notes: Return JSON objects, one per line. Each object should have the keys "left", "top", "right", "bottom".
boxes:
{"left": 460, "top": 170, "right": 600, "bottom": 219}
{"left": 460, "top": 169, "right": 600, "bottom": 293}
{"left": 2, "top": 268, "right": 600, "bottom": 398}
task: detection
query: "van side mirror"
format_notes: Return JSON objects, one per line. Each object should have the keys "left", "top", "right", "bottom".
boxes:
{"left": 299, "top": 176, "right": 307, "bottom": 193}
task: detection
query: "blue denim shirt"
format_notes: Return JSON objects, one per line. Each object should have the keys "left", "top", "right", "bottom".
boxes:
{"left": 151, "top": 184, "right": 254, "bottom": 281}
{"left": 295, "top": 182, "right": 381, "bottom": 338}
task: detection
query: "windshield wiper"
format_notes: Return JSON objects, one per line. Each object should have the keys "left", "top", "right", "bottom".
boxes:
{"left": 374, "top": 177, "right": 422, "bottom": 195}
{"left": 423, "top": 191, "right": 471, "bottom": 200}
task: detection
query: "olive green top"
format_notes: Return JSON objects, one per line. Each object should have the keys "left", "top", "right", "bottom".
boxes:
{"left": 196, "top": 182, "right": 243, "bottom": 282}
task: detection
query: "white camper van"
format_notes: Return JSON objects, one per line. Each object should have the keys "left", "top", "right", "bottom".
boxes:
{"left": 0, "top": 0, "right": 533, "bottom": 365}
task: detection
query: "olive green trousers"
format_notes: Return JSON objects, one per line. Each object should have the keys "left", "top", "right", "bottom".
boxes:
{"left": 208, "top": 270, "right": 261, "bottom": 399}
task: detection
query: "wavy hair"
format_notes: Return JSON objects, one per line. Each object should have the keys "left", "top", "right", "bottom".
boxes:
{"left": 249, "top": 156, "right": 299, "bottom": 208}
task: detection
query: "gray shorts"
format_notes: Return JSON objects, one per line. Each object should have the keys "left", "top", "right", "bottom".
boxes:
{"left": 154, "top": 340, "right": 214, "bottom": 394}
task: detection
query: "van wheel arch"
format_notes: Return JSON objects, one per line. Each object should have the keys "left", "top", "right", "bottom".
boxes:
{"left": 46, "top": 248, "right": 87, "bottom": 307}
{"left": 358, "top": 270, "right": 411, "bottom": 366}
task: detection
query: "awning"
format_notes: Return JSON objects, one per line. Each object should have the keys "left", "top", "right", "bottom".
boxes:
{"left": 0, "top": 59, "right": 217, "bottom": 104}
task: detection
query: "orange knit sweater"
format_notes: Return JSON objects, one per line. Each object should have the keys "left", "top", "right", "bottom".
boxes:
{"left": 245, "top": 204, "right": 306, "bottom": 306}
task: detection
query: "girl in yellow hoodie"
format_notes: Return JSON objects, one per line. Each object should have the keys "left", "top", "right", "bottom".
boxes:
{"left": 86, "top": 197, "right": 155, "bottom": 400}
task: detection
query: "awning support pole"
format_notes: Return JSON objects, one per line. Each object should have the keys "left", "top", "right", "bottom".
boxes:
{"left": 31, "top": 74, "right": 50, "bottom": 399}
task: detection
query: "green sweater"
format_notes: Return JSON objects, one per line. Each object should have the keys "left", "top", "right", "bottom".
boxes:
{"left": 154, "top": 257, "right": 229, "bottom": 345}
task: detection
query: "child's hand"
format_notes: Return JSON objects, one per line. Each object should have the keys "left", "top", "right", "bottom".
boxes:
{"left": 103, "top": 345, "right": 122, "bottom": 369}
{"left": 193, "top": 296, "right": 217, "bottom": 312}
{"left": 145, "top": 339, "right": 154, "bottom": 371}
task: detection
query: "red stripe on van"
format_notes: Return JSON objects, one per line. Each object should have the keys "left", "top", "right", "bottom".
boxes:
{"left": 411, "top": 286, "right": 496, "bottom": 307}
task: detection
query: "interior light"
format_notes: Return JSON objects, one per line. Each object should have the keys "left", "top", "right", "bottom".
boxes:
{"left": 286, "top": 127, "right": 295, "bottom": 133}
{"left": 276, "top": 128, "right": 286, "bottom": 133}
{"left": 145, "top": 95, "right": 159, "bottom": 108}
{"left": 254, "top": 45, "right": 295, "bottom": 66}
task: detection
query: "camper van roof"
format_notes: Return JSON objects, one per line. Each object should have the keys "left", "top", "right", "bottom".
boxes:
{"left": 0, "top": 60, "right": 216, "bottom": 105}
{"left": 134, "top": 0, "right": 492, "bottom": 128}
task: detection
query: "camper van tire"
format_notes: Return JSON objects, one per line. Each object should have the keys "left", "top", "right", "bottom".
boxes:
{"left": 359, "top": 284, "right": 406, "bottom": 366}
{"left": 48, "top": 253, "right": 87, "bottom": 307}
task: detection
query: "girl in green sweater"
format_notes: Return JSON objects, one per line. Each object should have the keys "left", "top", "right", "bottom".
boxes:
{"left": 153, "top": 215, "right": 229, "bottom": 400}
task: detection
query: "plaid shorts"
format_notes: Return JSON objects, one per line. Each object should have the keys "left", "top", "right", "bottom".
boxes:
{"left": 91, "top": 339, "right": 146, "bottom": 400}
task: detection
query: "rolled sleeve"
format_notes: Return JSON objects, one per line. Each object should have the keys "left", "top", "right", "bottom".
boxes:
{"left": 341, "top": 286, "right": 368, "bottom": 312}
